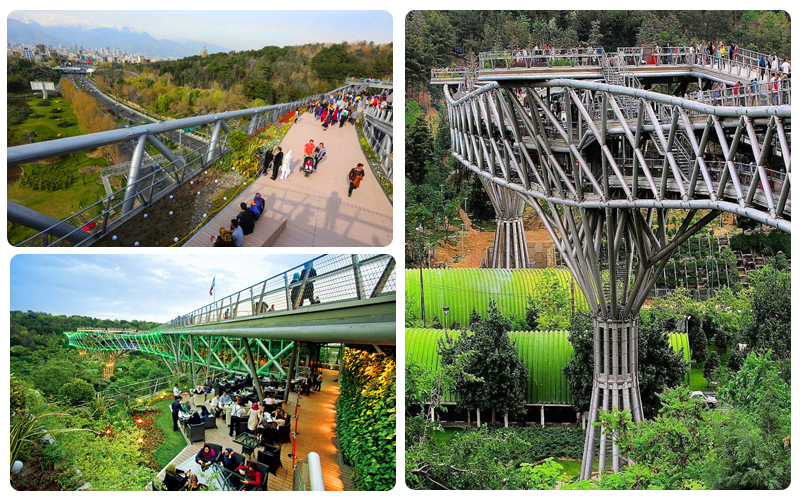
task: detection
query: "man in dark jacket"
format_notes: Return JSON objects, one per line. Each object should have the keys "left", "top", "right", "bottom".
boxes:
{"left": 261, "top": 148, "right": 274, "bottom": 176}
{"left": 171, "top": 396, "right": 182, "bottom": 431}
{"left": 238, "top": 203, "right": 256, "bottom": 235}
{"left": 271, "top": 147, "right": 284, "bottom": 180}
{"left": 348, "top": 163, "right": 365, "bottom": 197}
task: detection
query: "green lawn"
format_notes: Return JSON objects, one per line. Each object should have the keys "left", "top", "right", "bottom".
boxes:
{"left": 690, "top": 366, "right": 708, "bottom": 391}
{"left": 554, "top": 458, "right": 593, "bottom": 482}
{"left": 151, "top": 400, "right": 189, "bottom": 469}
{"left": 7, "top": 97, "right": 110, "bottom": 245}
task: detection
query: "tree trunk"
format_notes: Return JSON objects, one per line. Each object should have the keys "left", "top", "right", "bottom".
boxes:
{"left": 491, "top": 408, "right": 495, "bottom": 426}
{"left": 504, "top": 412, "right": 508, "bottom": 428}
{"left": 476, "top": 408, "right": 481, "bottom": 427}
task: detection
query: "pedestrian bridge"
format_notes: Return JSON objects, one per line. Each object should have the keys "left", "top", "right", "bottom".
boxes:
{"left": 64, "top": 254, "right": 396, "bottom": 378}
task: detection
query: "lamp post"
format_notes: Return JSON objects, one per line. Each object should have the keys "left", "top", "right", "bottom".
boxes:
{"left": 443, "top": 305, "right": 450, "bottom": 332}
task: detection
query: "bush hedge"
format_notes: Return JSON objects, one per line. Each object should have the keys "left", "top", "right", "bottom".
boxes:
{"left": 336, "top": 348, "right": 396, "bottom": 491}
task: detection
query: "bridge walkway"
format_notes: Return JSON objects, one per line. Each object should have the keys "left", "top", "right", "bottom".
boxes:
{"left": 164, "top": 368, "right": 354, "bottom": 491}
{"left": 186, "top": 112, "right": 392, "bottom": 247}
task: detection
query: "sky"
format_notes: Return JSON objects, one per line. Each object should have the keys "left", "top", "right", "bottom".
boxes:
{"left": 10, "top": 253, "right": 320, "bottom": 322}
{"left": 9, "top": 10, "right": 393, "bottom": 50}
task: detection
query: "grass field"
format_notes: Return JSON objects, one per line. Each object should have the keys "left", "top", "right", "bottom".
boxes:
{"left": 7, "top": 96, "right": 109, "bottom": 245}
{"left": 152, "top": 400, "right": 189, "bottom": 469}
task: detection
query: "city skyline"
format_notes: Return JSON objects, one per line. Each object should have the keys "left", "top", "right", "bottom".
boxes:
{"left": 9, "top": 10, "right": 393, "bottom": 53}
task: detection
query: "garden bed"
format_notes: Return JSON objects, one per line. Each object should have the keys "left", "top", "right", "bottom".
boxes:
{"left": 355, "top": 121, "right": 393, "bottom": 204}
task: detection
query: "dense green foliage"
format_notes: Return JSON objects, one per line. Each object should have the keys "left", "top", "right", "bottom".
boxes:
{"left": 575, "top": 351, "right": 791, "bottom": 490}
{"left": 740, "top": 264, "right": 791, "bottom": 361}
{"left": 97, "top": 42, "right": 391, "bottom": 117}
{"left": 406, "top": 424, "right": 583, "bottom": 489}
{"left": 439, "top": 302, "right": 529, "bottom": 421}
{"left": 7, "top": 57, "right": 61, "bottom": 93}
{"left": 730, "top": 230, "right": 791, "bottom": 256}
{"left": 336, "top": 348, "right": 396, "bottom": 491}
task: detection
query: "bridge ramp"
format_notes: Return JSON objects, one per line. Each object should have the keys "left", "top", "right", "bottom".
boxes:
{"left": 188, "top": 112, "right": 392, "bottom": 247}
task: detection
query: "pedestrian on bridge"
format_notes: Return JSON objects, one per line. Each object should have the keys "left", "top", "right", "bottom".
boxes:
{"left": 261, "top": 148, "right": 274, "bottom": 177}
{"left": 271, "top": 147, "right": 284, "bottom": 180}
{"left": 279, "top": 150, "right": 293, "bottom": 179}
{"left": 348, "top": 163, "right": 365, "bottom": 197}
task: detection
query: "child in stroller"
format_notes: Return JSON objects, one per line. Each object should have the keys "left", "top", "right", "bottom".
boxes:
{"left": 302, "top": 155, "right": 315, "bottom": 176}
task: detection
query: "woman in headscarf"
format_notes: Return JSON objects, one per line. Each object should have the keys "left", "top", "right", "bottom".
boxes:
{"left": 214, "top": 227, "right": 234, "bottom": 247}
{"left": 163, "top": 463, "right": 189, "bottom": 491}
{"left": 254, "top": 193, "right": 265, "bottom": 213}
{"left": 237, "top": 461, "right": 262, "bottom": 491}
{"left": 195, "top": 443, "right": 216, "bottom": 469}
{"left": 199, "top": 405, "right": 210, "bottom": 420}
{"left": 279, "top": 150, "right": 293, "bottom": 179}
{"left": 247, "top": 402, "right": 262, "bottom": 432}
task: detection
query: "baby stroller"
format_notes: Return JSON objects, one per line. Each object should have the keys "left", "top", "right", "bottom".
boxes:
{"left": 302, "top": 155, "right": 315, "bottom": 177}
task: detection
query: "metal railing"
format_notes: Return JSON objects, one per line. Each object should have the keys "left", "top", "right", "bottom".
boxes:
{"left": 431, "top": 67, "right": 479, "bottom": 81}
{"left": 162, "top": 254, "right": 396, "bottom": 329}
{"left": 361, "top": 106, "right": 393, "bottom": 178}
{"left": 9, "top": 85, "right": 354, "bottom": 247}
{"left": 345, "top": 77, "right": 393, "bottom": 88}
{"left": 480, "top": 47, "right": 606, "bottom": 70}
{"left": 689, "top": 79, "right": 791, "bottom": 107}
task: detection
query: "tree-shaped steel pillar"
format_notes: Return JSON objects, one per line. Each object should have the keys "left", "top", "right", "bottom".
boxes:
{"left": 480, "top": 179, "right": 530, "bottom": 268}
{"left": 524, "top": 201, "right": 719, "bottom": 478}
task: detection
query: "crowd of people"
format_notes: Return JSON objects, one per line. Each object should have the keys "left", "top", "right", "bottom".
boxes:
{"left": 161, "top": 369, "right": 325, "bottom": 490}
{"left": 212, "top": 192, "right": 267, "bottom": 247}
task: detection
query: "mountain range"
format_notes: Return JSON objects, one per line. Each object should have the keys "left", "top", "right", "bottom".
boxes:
{"left": 7, "top": 18, "right": 230, "bottom": 58}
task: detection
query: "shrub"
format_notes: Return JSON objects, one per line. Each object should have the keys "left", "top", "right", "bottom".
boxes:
{"left": 57, "top": 121, "right": 72, "bottom": 128}
{"left": 36, "top": 99, "right": 51, "bottom": 107}
{"left": 8, "top": 105, "right": 32, "bottom": 125}
{"left": 60, "top": 379, "right": 96, "bottom": 405}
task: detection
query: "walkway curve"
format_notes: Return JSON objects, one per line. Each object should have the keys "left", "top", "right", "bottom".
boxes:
{"left": 187, "top": 112, "right": 393, "bottom": 247}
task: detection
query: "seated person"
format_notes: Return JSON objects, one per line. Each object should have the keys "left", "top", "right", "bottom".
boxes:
{"left": 219, "top": 391, "right": 232, "bottom": 405}
{"left": 188, "top": 409, "right": 203, "bottom": 425}
{"left": 218, "top": 447, "right": 237, "bottom": 471}
{"left": 199, "top": 405, "right": 210, "bottom": 421}
{"left": 269, "top": 304, "right": 275, "bottom": 311}
{"left": 257, "top": 420, "right": 278, "bottom": 445}
{"left": 263, "top": 396, "right": 284, "bottom": 406}
{"left": 204, "top": 384, "right": 212, "bottom": 394}
{"left": 193, "top": 385, "right": 205, "bottom": 395}
{"left": 187, "top": 475, "right": 207, "bottom": 491}
{"left": 254, "top": 193, "right": 265, "bottom": 213}
{"left": 163, "top": 464, "right": 189, "bottom": 491}
{"left": 180, "top": 401, "right": 192, "bottom": 414}
{"left": 237, "top": 462, "right": 262, "bottom": 491}
{"left": 237, "top": 203, "right": 256, "bottom": 234}
{"left": 195, "top": 443, "right": 216, "bottom": 469}
{"left": 226, "top": 220, "right": 243, "bottom": 247}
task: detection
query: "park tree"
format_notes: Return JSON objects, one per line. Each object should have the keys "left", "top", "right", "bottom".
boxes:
{"left": 703, "top": 352, "right": 719, "bottom": 386}
{"left": 439, "top": 301, "right": 528, "bottom": 426}
{"left": 741, "top": 264, "right": 790, "bottom": 360}
{"left": 705, "top": 351, "right": 791, "bottom": 489}
{"left": 563, "top": 312, "right": 594, "bottom": 413}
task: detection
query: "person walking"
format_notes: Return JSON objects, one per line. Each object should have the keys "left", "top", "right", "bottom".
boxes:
{"left": 347, "top": 163, "right": 365, "bottom": 197}
{"left": 271, "top": 147, "right": 283, "bottom": 180}
{"left": 280, "top": 150, "right": 293, "bottom": 180}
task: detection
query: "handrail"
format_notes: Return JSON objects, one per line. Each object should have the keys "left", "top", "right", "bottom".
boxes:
{"left": 161, "top": 254, "right": 396, "bottom": 329}
{"left": 480, "top": 47, "right": 606, "bottom": 70}
{"left": 10, "top": 83, "right": 355, "bottom": 247}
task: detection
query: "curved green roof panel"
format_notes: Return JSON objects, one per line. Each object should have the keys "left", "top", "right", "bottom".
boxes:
{"left": 405, "top": 268, "right": 588, "bottom": 327}
{"left": 407, "top": 328, "right": 691, "bottom": 406}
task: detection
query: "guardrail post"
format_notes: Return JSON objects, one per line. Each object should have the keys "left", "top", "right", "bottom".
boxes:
{"left": 351, "top": 255, "right": 365, "bottom": 300}
{"left": 205, "top": 120, "right": 223, "bottom": 165}
{"left": 121, "top": 134, "right": 148, "bottom": 215}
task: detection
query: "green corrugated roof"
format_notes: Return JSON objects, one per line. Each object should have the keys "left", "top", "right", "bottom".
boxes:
{"left": 407, "top": 328, "right": 691, "bottom": 406}
{"left": 405, "top": 268, "right": 588, "bottom": 327}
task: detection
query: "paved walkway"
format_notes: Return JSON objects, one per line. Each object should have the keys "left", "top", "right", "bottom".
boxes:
{"left": 164, "top": 369, "right": 354, "bottom": 491}
{"left": 186, "top": 113, "right": 393, "bottom": 247}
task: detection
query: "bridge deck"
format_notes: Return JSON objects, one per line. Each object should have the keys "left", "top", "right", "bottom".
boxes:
{"left": 186, "top": 113, "right": 392, "bottom": 247}
{"left": 164, "top": 368, "right": 354, "bottom": 491}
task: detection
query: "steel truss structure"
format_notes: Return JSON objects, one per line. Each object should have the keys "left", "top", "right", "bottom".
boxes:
{"left": 66, "top": 328, "right": 297, "bottom": 380}
{"left": 440, "top": 72, "right": 790, "bottom": 478}
{"left": 64, "top": 254, "right": 397, "bottom": 390}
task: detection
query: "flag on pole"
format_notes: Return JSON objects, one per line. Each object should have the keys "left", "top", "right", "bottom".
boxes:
{"left": 209, "top": 276, "right": 215, "bottom": 296}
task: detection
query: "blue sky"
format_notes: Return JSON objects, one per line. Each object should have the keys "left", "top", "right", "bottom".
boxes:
{"left": 9, "top": 10, "right": 393, "bottom": 50}
{"left": 10, "top": 254, "right": 319, "bottom": 322}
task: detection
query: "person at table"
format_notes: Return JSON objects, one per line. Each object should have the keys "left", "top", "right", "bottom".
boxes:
{"left": 173, "top": 384, "right": 183, "bottom": 398}
{"left": 219, "top": 447, "right": 237, "bottom": 471}
{"left": 163, "top": 464, "right": 189, "bottom": 491}
{"left": 263, "top": 395, "right": 284, "bottom": 406}
{"left": 272, "top": 406, "right": 287, "bottom": 423}
{"left": 195, "top": 443, "right": 216, "bottom": 470}
{"left": 192, "top": 385, "right": 205, "bottom": 395}
{"left": 199, "top": 404, "right": 210, "bottom": 421}
{"left": 170, "top": 396, "right": 182, "bottom": 432}
{"left": 188, "top": 407, "right": 203, "bottom": 426}
{"left": 247, "top": 402, "right": 263, "bottom": 432}
{"left": 188, "top": 475, "right": 207, "bottom": 491}
{"left": 219, "top": 391, "right": 232, "bottom": 406}
{"left": 257, "top": 420, "right": 277, "bottom": 445}
{"left": 181, "top": 400, "right": 192, "bottom": 413}
{"left": 237, "top": 462, "right": 262, "bottom": 491}
{"left": 229, "top": 399, "right": 246, "bottom": 437}
{"left": 204, "top": 382, "right": 212, "bottom": 394}
{"left": 209, "top": 394, "right": 222, "bottom": 417}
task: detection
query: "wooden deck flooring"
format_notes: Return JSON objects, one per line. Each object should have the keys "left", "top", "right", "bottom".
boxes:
{"left": 185, "top": 113, "right": 393, "bottom": 248}
{"left": 161, "top": 369, "right": 354, "bottom": 491}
